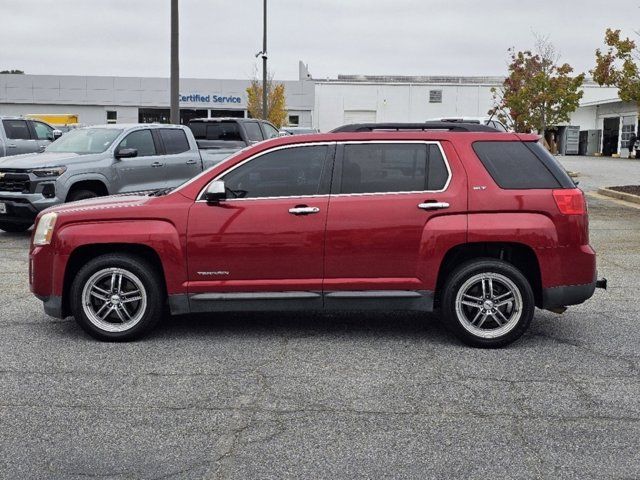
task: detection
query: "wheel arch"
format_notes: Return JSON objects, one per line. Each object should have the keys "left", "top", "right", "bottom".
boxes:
{"left": 435, "top": 242, "right": 543, "bottom": 308}
{"left": 61, "top": 243, "right": 167, "bottom": 318}
{"left": 65, "top": 179, "right": 109, "bottom": 201}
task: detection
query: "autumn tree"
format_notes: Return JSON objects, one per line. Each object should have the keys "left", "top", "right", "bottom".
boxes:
{"left": 489, "top": 36, "right": 585, "bottom": 133}
{"left": 246, "top": 76, "right": 288, "bottom": 128}
{"left": 592, "top": 28, "right": 640, "bottom": 110}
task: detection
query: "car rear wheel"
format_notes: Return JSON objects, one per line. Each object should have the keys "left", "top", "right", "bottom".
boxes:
{"left": 70, "top": 254, "right": 164, "bottom": 341}
{"left": 0, "top": 222, "right": 30, "bottom": 233}
{"left": 441, "top": 259, "right": 534, "bottom": 348}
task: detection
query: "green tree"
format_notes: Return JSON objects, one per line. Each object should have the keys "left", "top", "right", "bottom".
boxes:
{"left": 592, "top": 28, "right": 640, "bottom": 110}
{"left": 490, "top": 37, "right": 585, "bottom": 133}
{"left": 246, "top": 76, "right": 288, "bottom": 128}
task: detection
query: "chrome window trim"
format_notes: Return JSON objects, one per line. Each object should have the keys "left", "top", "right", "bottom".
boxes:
{"left": 195, "top": 140, "right": 452, "bottom": 202}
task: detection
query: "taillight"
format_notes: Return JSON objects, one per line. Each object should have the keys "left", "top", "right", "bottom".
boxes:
{"left": 553, "top": 189, "right": 585, "bottom": 215}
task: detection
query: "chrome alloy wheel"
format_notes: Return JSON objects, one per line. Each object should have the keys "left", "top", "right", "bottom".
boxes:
{"left": 454, "top": 272, "right": 523, "bottom": 339}
{"left": 81, "top": 267, "right": 147, "bottom": 333}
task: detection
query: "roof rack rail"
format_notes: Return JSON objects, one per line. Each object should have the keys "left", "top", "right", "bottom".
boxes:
{"left": 331, "top": 122, "right": 499, "bottom": 133}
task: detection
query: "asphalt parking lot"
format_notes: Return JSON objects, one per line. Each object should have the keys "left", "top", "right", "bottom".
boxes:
{"left": 1, "top": 156, "right": 639, "bottom": 479}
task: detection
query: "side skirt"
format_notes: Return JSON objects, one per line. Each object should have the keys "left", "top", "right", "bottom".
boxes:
{"left": 168, "top": 290, "right": 434, "bottom": 315}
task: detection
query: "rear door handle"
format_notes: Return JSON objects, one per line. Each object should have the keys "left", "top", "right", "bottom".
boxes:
{"left": 288, "top": 206, "right": 320, "bottom": 215}
{"left": 151, "top": 162, "right": 164, "bottom": 168}
{"left": 418, "top": 201, "right": 450, "bottom": 210}
{"left": 7, "top": 144, "right": 16, "bottom": 148}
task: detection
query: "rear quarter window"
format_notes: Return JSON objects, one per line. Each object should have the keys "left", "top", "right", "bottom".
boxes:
{"left": 472, "top": 141, "right": 573, "bottom": 189}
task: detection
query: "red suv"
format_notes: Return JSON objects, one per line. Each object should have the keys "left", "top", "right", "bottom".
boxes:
{"left": 29, "top": 122, "right": 604, "bottom": 347}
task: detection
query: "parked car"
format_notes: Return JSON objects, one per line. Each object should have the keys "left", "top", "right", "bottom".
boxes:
{"left": 280, "top": 127, "right": 320, "bottom": 135}
{"left": 0, "top": 116, "right": 62, "bottom": 157}
{"left": 188, "top": 117, "right": 280, "bottom": 150}
{"left": 0, "top": 123, "right": 227, "bottom": 232}
{"left": 29, "top": 122, "right": 605, "bottom": 347}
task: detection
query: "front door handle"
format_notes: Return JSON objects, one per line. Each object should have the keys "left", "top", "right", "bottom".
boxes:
{"left": 186, "top": 159, "right": 198, "bottom": 165}
{"left": 288, "top": 206, "right": 320, "bottom": 215}
{"left": 418, "top": 201, "right": 450, "bottom": 210}
{"left": 7, "top": 144, "right": 16, "bottom": 148}
{"left": 151, "top": 162, "right": 164, "bottom": 168}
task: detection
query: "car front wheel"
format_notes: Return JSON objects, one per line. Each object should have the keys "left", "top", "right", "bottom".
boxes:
{"left": 441, "top": 259, "right": 534, "bottom": 348}
{"left": 70, "top": 254, "right": 164, "bottom": 341}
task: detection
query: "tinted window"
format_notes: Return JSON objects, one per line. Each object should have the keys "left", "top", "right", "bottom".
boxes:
{"left": 118, "top": 130, "right": 156, "bottom": 157}
{"left": 262, "top": 123, "right": 280, "bottom": 139}
{"left": 160, "top": 128, "right": 190, "bottom": 154}
{"left": 222, "top": 145, "right": 328, "bottom": 199}
{"left": 32, "top": 121, "right": 53, "bottom": 140}
{"left": 244, "top": 122, "right": 263, "bottom": 142}
{"left": 472, "top": 141, "right": 562, "bottom": 189}
{"left": 340, "top": 143, "right": 451, "bottom": 194}
{"left": 3, "top": 120, "right": 31, "bottom": 140}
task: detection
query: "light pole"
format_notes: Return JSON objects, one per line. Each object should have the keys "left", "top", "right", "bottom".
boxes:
{"left": 170, "top": 0, "right": 180, "bottom": 124}
{"left": 262, "top": 0, "right": 268, "bottom": 120}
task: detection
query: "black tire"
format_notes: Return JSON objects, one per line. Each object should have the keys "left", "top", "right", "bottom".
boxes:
{"left": 67, "top": 189, "right": 99, "bottom": 202}
{"left": 441, "top": 258, "right": 534, "bottom": 348}
{"left": 70, "top": 254, "right": 164, "bottom": 341}
{"left": 0, "top": 222, "right": 30, "bottom": 233}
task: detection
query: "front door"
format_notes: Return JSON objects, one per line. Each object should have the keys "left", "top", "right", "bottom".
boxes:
{"left": 323, "top": 141, "right": 467, "bottom": 308}
{"left": 186, "top": 143, "right": 333, "bottom": 310}
{"left": 113, "top": 129, "right": 167, "bottom": 193}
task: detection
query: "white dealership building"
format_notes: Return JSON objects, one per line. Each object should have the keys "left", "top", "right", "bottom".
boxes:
{"left": 0, "top": 61, "right": 630, "bottom": 156}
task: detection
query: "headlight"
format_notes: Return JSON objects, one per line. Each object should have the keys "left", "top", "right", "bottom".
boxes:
{"left": 32, "top": 166, "right": 67, "bottom": 177}
{"left": 33, "top": 212, "right": 58, "bottom": 246}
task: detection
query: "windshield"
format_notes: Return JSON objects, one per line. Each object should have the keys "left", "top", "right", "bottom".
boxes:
{"left": 46, "top": 128, "right": 122, "bottom": 154}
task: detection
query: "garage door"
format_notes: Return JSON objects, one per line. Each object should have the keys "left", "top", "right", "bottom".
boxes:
{"left": 344, "top": 110, "right": 377, "bottom": 124}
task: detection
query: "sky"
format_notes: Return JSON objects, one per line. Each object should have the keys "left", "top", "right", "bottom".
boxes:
{"left": 0, "top": 0, "right": 637, "bottom": 80}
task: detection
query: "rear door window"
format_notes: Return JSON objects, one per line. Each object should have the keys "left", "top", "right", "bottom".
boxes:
{"left": 338, "top": 143, "right": 449, "bottom": 194}
{"left": 159, "top": 128, "right": 190, "bottom": 154}
{"left": 472, "top": 141, "right": 569, "bottom": 189}
{"left": 3, "top": 120, "right": 31, "bottom": 140}
{"left": 244, "top": 122, "right": 264, "bottom": 142}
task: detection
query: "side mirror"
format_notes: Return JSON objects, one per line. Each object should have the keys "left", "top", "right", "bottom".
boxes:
{"left": 205, "top": 180, "right": 226, "bottom": 203}
{"left": 115, "top": 148, "right": 138, "bottom": 159}
{"left": 51, "top": 130, "right": 63, "bottom": 141}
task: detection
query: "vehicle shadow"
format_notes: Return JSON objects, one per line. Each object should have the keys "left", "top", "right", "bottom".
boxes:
{"left": 150, "top": 310, "right": 457, "bottom": 345}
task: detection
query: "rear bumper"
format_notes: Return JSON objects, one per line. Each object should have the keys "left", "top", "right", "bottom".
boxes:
{"left": 542, "top": 280, "right": 597, "bottom": 309}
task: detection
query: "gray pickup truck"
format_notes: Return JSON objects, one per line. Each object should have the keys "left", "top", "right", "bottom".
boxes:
{"left": 0, "top": 116, "right": 62, "bottom": 157}
{"left": 0, "top": 123, "right": 228, "bottom": 232}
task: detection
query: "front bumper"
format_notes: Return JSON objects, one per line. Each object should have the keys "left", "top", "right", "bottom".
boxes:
{"left": 0, "top": 193, "right": 59, "bottom": 224}
{"left": 34, "top": 294, "right": 64, "bottom": 318}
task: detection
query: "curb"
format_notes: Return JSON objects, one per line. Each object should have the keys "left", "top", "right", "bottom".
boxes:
{"left": 598, "top": 187, "right": 640, "bottom": 205}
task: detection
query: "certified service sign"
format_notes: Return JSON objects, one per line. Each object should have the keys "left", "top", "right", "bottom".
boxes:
{"left": 179, "top": 93, "right": 242, "bottom": 104}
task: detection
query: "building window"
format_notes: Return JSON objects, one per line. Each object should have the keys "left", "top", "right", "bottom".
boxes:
{"left": 288, "top": 115, "right": 300, "bottom": 126}
{"left": 106, "top": 111, "right": 117, "bottom": 124}
{"left": 429, "top": 90, "right": 442, "bottom": 104}
{"left": 621, "top": 116, "right": 637, "bottom": 149}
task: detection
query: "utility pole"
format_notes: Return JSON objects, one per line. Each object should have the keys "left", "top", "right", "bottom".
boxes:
{"left": 170, "top": 0, "right": 180, "bottom": 124}
{"left": 262, "top": 0, "right": 268, "bottom": 120}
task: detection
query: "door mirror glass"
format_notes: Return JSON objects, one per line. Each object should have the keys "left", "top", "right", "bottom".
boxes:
{"left": 115, "top": 147, "right": 138, "bottom": 159}
{"left": 205, "top": 180, "right": 226, "bottom": 203}
{"left": 51, "top": 129, "right": 63, "bottom": 141}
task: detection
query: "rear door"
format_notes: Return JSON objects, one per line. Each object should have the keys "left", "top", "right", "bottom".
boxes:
{"left": 242, "top": 121, "right": 264, "bottom": 145}
{"left": 2, "top": 119, "right": 38, "bottom": 155}
{"left": 323, "top": 141, "right": 467, "bottom": 304}
{"left": 157, "top": 128, "right": 201, "bottom": 188}
{"left": 113, "top": 129, "right": 167, "bottom": 193}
